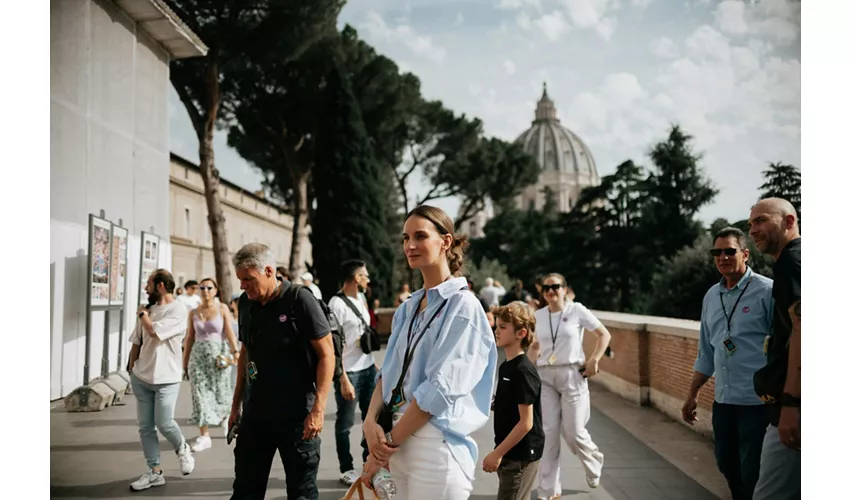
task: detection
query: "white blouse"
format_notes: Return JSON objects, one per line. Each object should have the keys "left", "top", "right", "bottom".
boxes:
{"left": 533, "top": 301, "right": 602, "bottom": 367}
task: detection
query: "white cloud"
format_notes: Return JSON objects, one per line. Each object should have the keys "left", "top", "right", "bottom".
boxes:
{"left": 713, "top": 0, "right": 800, "bottom": 46}
{"left": 562, "top": 0, "right": 619, "bottom": 39}
{"left": 504, "top": 60, "right": 517, "bottom": 75}
{"left": 362, "top": 11, "right": 447, "bottom": 64}
{"left": 651, "top": 36, "right": 678, "bottom": 58}
{"left": 535, "top": 11, "right": 570, "bottom": 42}
{"left": 685, "top": 25, "right": 731, "bottom": 63}
{"left": 498, "top": 0, "right": 541, "bottom": 9}
{"left": 631, "top": 0, "right": 653, "bottom": 9}
{"left": 468, "top": 83, "right": 483, "bottom": 97}
{"left": 516, "top": 11, "right": 532, "bottom": 30}
{"left": 455, "top": 13, "right": 464, "bottom": 26}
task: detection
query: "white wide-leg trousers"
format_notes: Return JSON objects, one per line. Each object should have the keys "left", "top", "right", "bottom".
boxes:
{"left": 536, "top": 365, "right": 603, "bottom": 498}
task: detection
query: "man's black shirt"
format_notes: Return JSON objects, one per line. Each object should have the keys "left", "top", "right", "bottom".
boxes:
{"left": 239, "top": 280, "right": 330, "bottom": 420}
{"left": 767, "top": 238, "right": 801, "bottom": 365}
{"left": 493, "top": 353, "right": 544, "bottom": 462}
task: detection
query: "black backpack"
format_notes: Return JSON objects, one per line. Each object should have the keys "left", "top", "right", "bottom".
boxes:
{"left": 239, "top": 284, "right": 345, "bottom": 383}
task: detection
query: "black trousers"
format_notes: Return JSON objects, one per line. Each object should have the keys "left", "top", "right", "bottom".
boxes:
{"left": 231, "top": 415, "right": 320, "bottom": 500}
{"left": 712, "top": 402, "right": 770, "bottom": 500}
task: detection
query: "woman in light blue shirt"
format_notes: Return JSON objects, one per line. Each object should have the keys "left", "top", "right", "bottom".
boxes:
{"left": 362, "top": 205, "right": 498, "bottom": 499}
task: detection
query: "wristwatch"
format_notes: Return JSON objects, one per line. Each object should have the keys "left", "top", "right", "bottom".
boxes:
{"left": 780, "top": 393, "right": 801, "bottom": 407}
{"left": 386, "top": 432, "right": 399, "bottom": 448}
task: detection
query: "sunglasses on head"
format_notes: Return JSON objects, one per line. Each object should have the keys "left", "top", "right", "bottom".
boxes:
{"left": 541, "top": 284, "right": 563, "bottom": 292}
{"left": 198, "top": 286, "right": 214, "bottom": 291}
{"left": 710, "top": 248, "right": 740, "bottom": 257}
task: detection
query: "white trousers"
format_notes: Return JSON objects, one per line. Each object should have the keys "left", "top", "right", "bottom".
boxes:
{"left": 537, "top": 365, "right": 603, "bottom": 497}
{"left": 389, "top": 415, "right": 473, "bottom": 500}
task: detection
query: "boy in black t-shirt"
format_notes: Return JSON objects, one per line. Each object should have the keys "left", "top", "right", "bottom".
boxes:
{"left": 483, "top": 301, "right": 545, "bottom": 500}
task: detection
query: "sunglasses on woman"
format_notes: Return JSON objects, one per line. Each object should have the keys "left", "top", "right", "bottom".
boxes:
{"left": 198, "top": 286, "right": 215, "bottom": 291}
{"left": 541, "top": 284, "right": 562, "bottom": 292}
{"left": 709, "top": 248, "right": 740, "bottom": 257}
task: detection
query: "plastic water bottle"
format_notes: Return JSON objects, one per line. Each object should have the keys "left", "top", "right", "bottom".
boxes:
{"left": 371, "top": 467, "right": 396, "bottom": 499}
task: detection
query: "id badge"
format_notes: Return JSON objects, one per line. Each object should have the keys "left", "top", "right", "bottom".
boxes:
{"left": 246, "top": 361, "right": 258, "bottom": 383}
{"left": 547, "top": 355, "right": 557, "bottom": 365}
{"left": 722, "top": 337, "right": 738, "bottom": 355}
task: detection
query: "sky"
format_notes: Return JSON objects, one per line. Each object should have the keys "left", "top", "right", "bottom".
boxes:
{"left": 168, "top": 0, "right": 801, "bottom": 225}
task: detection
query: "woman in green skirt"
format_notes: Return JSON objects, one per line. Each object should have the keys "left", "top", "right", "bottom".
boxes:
{"left": 182, "top": 278, "right": 240, "bottom": 452}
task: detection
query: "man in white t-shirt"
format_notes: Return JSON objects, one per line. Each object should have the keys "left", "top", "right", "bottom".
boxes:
{"left": 127, "top": 269, "right": 195, "bottom": 491}
{"left": 177, "top": 280, "right": 202, "bottom": 311}
{"left": 327, "top": 259, "right": 377, "bottom": 486}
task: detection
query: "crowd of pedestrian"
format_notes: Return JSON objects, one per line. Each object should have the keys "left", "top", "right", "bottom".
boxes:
{"left": 123, "top": 198, "right": 800, "bottom": 500}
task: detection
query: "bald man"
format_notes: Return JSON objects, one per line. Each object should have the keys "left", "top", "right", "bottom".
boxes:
{"left": 748, "top": 198, "right": 801, "bottom": 500}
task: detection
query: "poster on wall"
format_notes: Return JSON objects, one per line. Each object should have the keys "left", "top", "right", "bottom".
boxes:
{"left": 109, "top": 225, "right": 128, "bottom": 306}
{"left": 89, "top": 216, "right": 112, "bottom": 307}
{"left": 138, "top": 232, "right": 160, "bottom": 305}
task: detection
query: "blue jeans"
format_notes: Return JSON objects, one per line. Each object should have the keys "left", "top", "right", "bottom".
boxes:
{"left": 712, "top": 402, "right": 770, "bottom": 500}
{"left": 334, "top": 364, "right": 378, "bottom": 473}
{"left": 131, "top": 374, "right": 186, "bottom": 469}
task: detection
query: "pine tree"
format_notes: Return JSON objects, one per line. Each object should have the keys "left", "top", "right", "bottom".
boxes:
{"left": 759, "top": 162, "right": 801, "bottom": 225}
{"left": 311, "top": 44, "right": 396, "bottom": 302}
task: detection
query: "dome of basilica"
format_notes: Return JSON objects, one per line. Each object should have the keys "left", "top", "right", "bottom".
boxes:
{"left": 512, "top": 83, "right": 600, "bottom": 213}
{"left": 514, "top": 83, "right": 599, "bottom": 178}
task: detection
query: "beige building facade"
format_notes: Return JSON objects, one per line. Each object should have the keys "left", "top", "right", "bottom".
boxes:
{"left": 169, "top": 153, "right": 312, "bottom": 294}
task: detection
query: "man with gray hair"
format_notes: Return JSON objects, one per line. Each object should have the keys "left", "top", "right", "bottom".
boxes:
{"left": 682, "top": 227, "right": 773, "bottom": 500}
{"left": 228, "top": 243, "right": 334, "bottom": 500}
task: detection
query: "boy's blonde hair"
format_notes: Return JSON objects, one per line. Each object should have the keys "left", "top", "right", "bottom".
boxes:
{"left": 493, "top": 301, "right": 536, "bottom": 349}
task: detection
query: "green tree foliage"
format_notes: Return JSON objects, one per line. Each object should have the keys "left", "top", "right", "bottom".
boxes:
{"left": 311, "top": 45, "right": 396, "bottom": 303}
{"left": 464, "top": 257, "right": 512, "bottom": 292}
{"left": 226, "top": 38, "right": 331, "bottom": 275}
{"left": 642, "top": 125, "right": 719, "bottom": 260}
{"left": 643, "top": 235, "right": 720, "bottom": 320}
{"left": 440, "top": 138, "right": 541, "bottom": 227}
{"left": 759, "top": 162, "right": 801, "bottom": 227}
{"left": 166, "top": 0, "right": 344, "bottom": 297}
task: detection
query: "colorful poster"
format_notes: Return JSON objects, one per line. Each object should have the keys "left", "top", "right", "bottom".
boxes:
{"left": 90, "top": 217, "right": 112, "bottom": 306}
{"left": 139, "top": 232, "right": 160, "bottom": 305}
{"left": 109, "top": 225, "right": 128, "bottom": 306}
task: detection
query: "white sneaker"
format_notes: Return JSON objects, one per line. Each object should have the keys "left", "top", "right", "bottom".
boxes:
{"left": 339, "top": 470, "right": 359, "bottom": 486}
{"left": 176, "top": 442, "right": 195, "bottom": 475}
{"left": 130, "top": 469, "right": 165, "bottom": 491}
{"left": 190, "top": 435, "right": 212, "bottom": 453}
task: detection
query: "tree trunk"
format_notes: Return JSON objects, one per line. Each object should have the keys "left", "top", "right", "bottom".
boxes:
{"left": 288, "top": 171, "right": 309, "bottom": 278}
{"left": 194, "top": 59, "right": 232, "bottom": 302}
{"left": 198, "top": 137, "right": 233, "bottom": 302}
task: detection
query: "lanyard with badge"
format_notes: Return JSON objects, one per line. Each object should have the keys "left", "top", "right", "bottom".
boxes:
{"left": 719, "top": 277, "right": 752, "bottom": 355}
{"left": 387, "top": 288, "right": 465, "bottom": 412}
{"left": 547, "top": 309, "right": 565, "bottom": 365}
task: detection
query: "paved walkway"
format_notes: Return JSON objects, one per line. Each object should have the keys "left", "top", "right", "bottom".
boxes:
{"left": 51, "top": 369, "right": 726, "bottom": 499}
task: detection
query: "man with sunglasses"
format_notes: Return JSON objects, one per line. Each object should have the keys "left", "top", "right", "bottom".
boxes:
{"left": 682, "top": 227, "right": 774, "bottom": 500}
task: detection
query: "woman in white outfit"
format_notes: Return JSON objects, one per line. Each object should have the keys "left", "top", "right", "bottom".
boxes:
{"left": 361, "top": 205, "right": 498, "bottom": 500}
{"left": 529, "top": 273, "right": 611, "bottom": 498}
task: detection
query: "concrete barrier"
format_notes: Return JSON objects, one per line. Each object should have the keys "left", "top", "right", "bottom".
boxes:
{"left": 63, "top": 381, "right": 116, "bottom": 412}
{"left": 101, "top": 373, "right": 130, "bottom": 404}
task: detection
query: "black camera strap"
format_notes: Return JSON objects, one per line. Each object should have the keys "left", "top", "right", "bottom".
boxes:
{"left": 336, "top": 292, "right": 370, "bottom": 331}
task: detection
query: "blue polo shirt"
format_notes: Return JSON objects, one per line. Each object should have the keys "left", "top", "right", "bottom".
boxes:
{"left": 694, "top": 267, "right": 774, "bottom": 406}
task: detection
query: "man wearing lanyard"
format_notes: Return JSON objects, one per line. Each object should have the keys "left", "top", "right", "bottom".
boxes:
{"left": 682, "top": 227, "right": 774, "bottom": 500}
